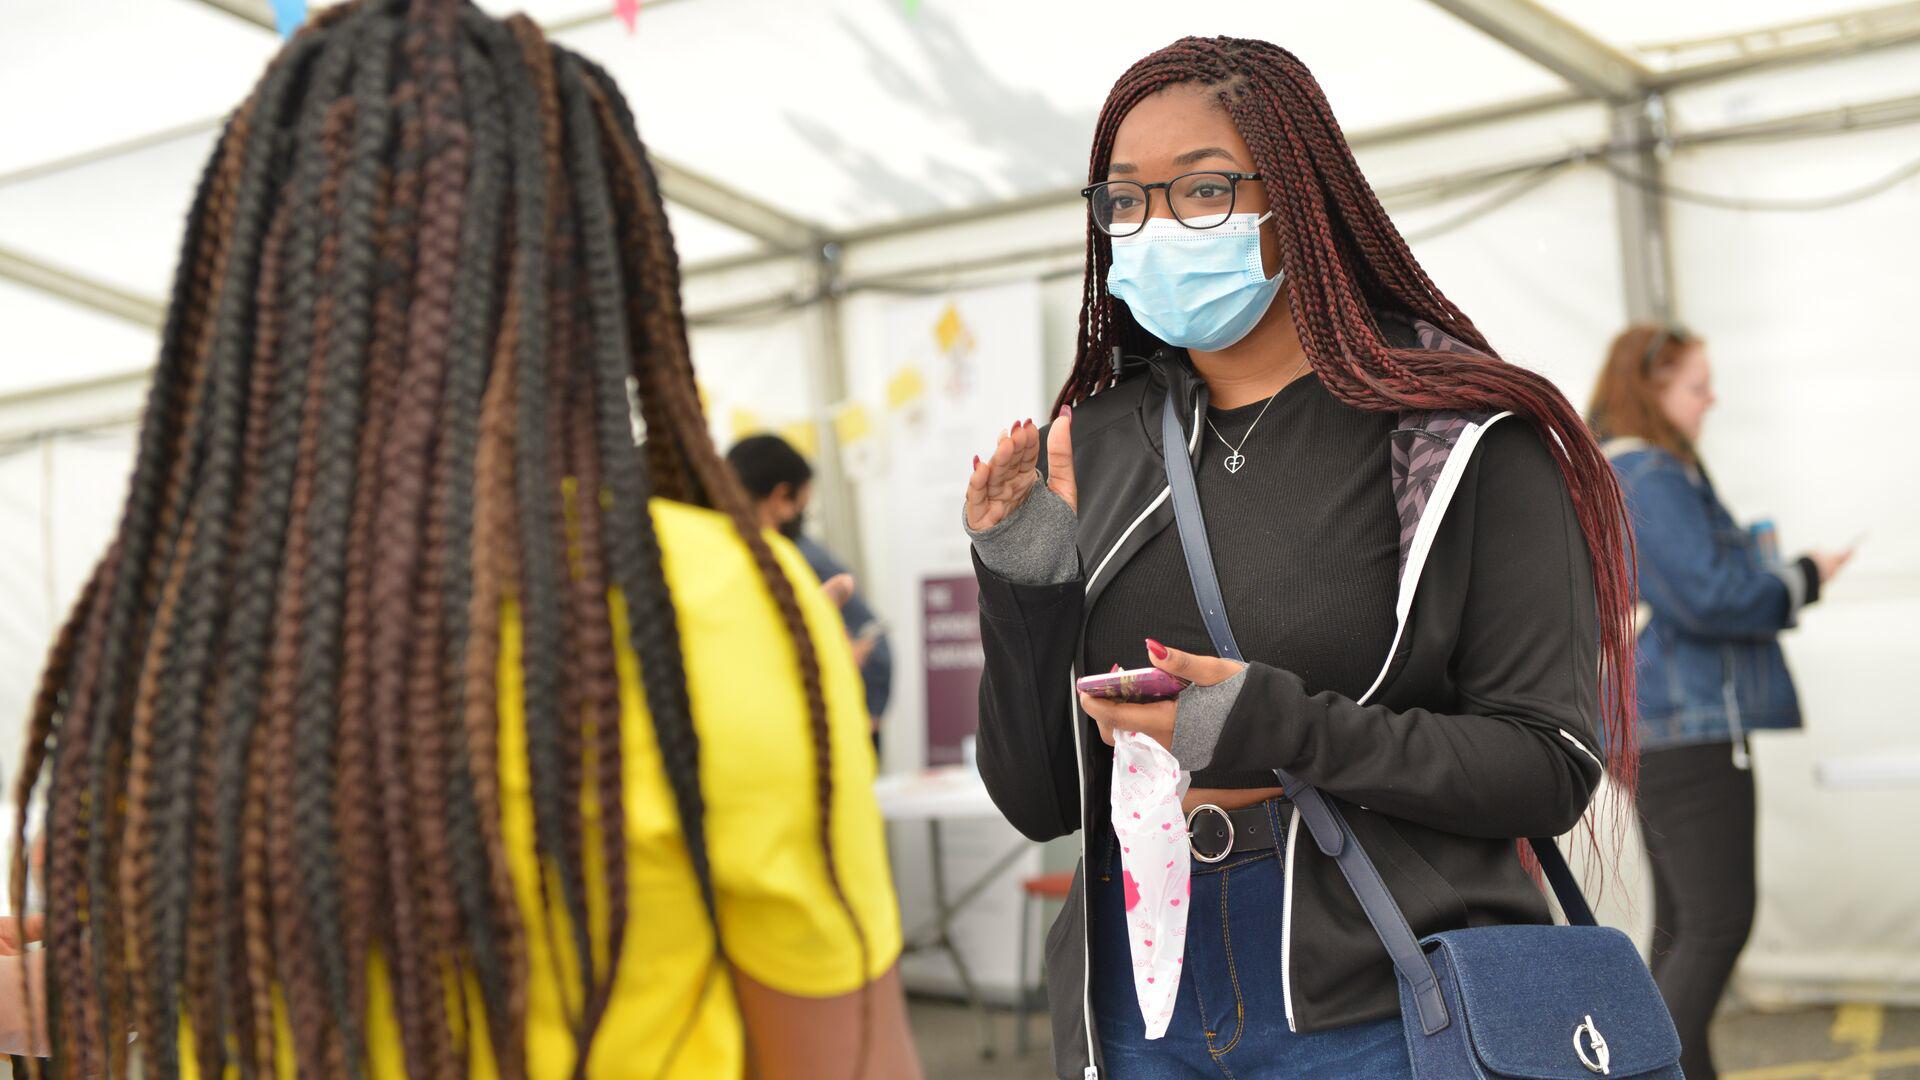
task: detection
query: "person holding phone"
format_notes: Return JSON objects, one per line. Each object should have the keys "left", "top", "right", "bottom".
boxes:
{"left": 12, "top": 3, "right": 918, "bottom": 1076}
{"left": 1589, "top": 325, "right": 1852, "bottom": 1080}
{"left": 962, "top": 37, "right": 1638, "bottom": 1078}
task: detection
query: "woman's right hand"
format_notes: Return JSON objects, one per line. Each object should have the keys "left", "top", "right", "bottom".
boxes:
{"left": 965, "top": 406, "right": 1077, "bottom": 532}
{"left": 1808, "top": 546, "right": 1856, "bottom": 585}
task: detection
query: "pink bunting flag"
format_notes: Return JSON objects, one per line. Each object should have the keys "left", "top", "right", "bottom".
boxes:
{"left": 615, "top": 0, "right": 640, "bottom": 33}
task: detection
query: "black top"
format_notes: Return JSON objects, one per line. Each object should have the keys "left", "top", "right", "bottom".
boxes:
{"left": 1082, "top": 373, "right": 1400, "bottom": 788}
{"left": 970, "top": 332, "right": 1605, "bottom": 1043}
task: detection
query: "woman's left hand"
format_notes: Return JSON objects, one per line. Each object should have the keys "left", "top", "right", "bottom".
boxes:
{"left": 1080, "top": 639, "right": 1246, "bottom": 750}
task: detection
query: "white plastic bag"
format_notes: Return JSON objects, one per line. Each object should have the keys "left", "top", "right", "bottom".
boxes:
{"left": 1108, "top": 731, "right": 1191, "bottom": 1039}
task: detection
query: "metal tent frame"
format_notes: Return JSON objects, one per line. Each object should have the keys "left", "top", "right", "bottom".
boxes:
{"left": 9, "top": 0, "right": 1920, "bottom": 324}
{"left": 2, "top": 0, "right": 1918, "bottom": 562}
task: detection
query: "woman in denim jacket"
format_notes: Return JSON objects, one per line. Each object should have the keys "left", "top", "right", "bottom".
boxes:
{"left": 1589, "top": 325, "right": 1853, "bottom": 1080}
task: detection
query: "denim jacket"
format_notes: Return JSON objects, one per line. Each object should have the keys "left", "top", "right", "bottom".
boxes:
{"left": 1607, "top": 439, "right": 1812, "bottom": 752}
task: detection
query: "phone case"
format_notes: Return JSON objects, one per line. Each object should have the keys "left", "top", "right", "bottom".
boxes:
{"left": 1075, "top": 666, "right": 1191, "bottom": 702}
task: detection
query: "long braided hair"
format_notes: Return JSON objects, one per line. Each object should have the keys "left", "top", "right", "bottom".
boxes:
{"left": 1062, "top": 37, "right": 1639, "bottom": 798}
{"left": 10, "top": 1, "right": 863, "bottom": 1075}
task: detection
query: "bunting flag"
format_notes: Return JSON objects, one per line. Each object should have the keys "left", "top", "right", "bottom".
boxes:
{"left": 831, "top": 402, "right": 875, "bottom": 447}
{"left": 886, "top": 364, "right": 926, "bottom": 411}
{"left": 778, "top": 420, "right": 820, "bottom": 459}
{"left": 271, "top": 0, "right": 308, "bottom": 38}
{"left": 933, "top": 302, "right": 973, "bottom": 355}
{"left": 712, "top": 372, "right": 929, "bottom": 477}
{"left": 728, "top": 407, "right": 763, "bottom": 442}
{"left": 615, "top": 0, "right": 641, "bottom": 33}
{"left": 833, "top": 402, "right": 884, "bottom": 480}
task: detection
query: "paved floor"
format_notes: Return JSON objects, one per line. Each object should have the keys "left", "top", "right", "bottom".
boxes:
{"left": 909, "top": 998, "right": 1920, "bottom": 1079}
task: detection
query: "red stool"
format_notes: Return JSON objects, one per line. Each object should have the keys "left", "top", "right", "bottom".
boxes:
{"left": 1015, "top": 870, "right": 1076, "bottom": 1056}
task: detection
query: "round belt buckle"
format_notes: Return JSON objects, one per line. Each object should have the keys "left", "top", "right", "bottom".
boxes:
{"left": 1186, "top": 803, "right": 1233, "bottom": 864}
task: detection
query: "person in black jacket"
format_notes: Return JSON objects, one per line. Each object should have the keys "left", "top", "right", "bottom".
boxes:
{"left": 962, "top": 38, "right": 1640, "bottom": 1079}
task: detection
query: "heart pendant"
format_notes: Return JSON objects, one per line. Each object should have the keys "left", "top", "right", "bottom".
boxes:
{"left": 1224, "top": 453, "right": 1245, "bottom": 474}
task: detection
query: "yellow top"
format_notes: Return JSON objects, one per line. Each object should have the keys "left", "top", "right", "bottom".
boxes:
{"left": 189, "top": 498, "right": 901, "bottom": 1078}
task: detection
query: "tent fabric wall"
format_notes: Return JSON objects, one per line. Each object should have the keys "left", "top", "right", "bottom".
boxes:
{"left": 0, "top": 427, "right": 137, "bottom": 806}
{"left": 1661, "top": 122, "right": 1920, "bottom": 1005}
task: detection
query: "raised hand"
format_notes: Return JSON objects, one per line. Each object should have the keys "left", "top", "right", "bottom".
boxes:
{"left": 821, "top": 572, "right": 857, "bottom": 610}
{"left": 965, "top": 405, "right": 1078, "bottom": 533}
{"left": 1808, "top": 546, "right": 1856, "bottom": 585}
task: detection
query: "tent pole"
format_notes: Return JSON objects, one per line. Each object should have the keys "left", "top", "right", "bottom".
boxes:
{"left": 1646, "top": 2, "right": 1920, "bottom": 91}
{"left": 1608, "top": 95, "right": 1678, "bottom": 324}
{"left": 802, "top": 243, "right": 869, "bottom": 588}
{"left": 1421, "top": 0, "right": 1648, "bottom": 101}
{"left": 649, "top": 158, "right": 823, "bottom": 254}
{"left": 0, "top": 245, "right": 165, "bottom": 330}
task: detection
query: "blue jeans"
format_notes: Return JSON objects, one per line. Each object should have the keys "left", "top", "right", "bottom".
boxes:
{"left": 1088, "top": 810, "right": 1412, "bottom": 1079}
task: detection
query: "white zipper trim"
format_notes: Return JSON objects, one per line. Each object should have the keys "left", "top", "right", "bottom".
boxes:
{"left": 1560, "top": 729, "right": 1605, "bottom": 771}
{"left": 1090, "top": 399, "right": 1190, "bottom": 591}
{"left": 1071, "top": 396, "right": 1202, "bottom": 1075}
{"left": 1086, "top": 399, "right": 1203, "bottom": 594}
{"left": 1279, "top": 807, "right": 1302, "bottom": 1028}
{"left": 1396, "top": 413, "right": 1510, "bottom": 627}
{"left": 1087, "top": 488, "right": 1168, "bottom": 593}
{"left": 1279, "top": 410, "right": 1512, "bottom": 1032}
{"left": 1066, "top": 671, "right": 1098, "bottom": 1076}
{"left": 1352, "top": 414, "right": 1510, "bottom": 705}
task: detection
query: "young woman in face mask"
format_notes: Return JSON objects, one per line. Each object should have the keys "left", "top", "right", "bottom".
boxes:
{"left": 962, "top": 38, "right": 1638, "bottom": 1078}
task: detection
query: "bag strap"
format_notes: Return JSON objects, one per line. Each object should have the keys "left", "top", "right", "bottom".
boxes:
{"left": 1158, "top": 397, "right": 1597, "bottom": 1036}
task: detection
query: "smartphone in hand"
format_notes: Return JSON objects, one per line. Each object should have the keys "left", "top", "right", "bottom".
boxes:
{"left": 1075, "top": 666, "right": 1190, "bottom": 703}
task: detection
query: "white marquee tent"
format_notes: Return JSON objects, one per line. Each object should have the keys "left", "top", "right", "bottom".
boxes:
{"left": 2, "top": 0, "right": 1917, "bottom": 1006}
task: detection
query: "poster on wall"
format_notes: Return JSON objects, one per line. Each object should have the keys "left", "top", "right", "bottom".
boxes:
{"left": 866, "top": 282, "right": 1043, "bottom": 769}
{"left": 921, "top": 575, "right": 982, "bottom": 767}
{"left": 859, "top": 280, "right": 1046, "bottom": 1000}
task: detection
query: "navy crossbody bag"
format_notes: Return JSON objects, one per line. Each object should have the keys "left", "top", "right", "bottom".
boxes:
{"left": 1160, "top": 401, "right": 1683, "bottom": 1079}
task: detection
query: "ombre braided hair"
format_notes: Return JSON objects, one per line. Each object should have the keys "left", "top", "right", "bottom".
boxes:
{"left": 11, "top": 2, "right": 862, "bottom": 1075}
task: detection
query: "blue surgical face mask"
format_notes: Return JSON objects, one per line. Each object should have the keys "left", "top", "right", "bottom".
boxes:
{"left": 1106, "top": 211, "right": 1284, "bottom": 352}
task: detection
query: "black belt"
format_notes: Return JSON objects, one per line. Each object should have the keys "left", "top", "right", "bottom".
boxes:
{"left": 1186, "top": 799, "right": 1287, "bottom": 864}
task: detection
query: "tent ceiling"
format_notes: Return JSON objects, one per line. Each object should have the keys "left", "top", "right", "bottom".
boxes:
{"left": 0, "top": 0, "right": 278, "bottom": 176}
{"left": 3, "top": 0, "right": 1917, "bottom": 398}
{"left": 554, "top": 0, "right": 1568, "bottom": 230}
{"left": 1, "top": 127, "right": 218, "bottom": 302}
{"left": 1553, "top": 0, "right": 1885, "bottom": 64}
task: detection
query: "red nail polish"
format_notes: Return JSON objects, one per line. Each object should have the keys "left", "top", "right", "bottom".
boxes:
{"left": 1059, "top": 403, "right": 1073, "bottom": 419}
{"left": 1145, "top": 638, "right": 1168, "bottom": 660}
{"left": 972, "top": 455, "right": 980, "bottom": 470}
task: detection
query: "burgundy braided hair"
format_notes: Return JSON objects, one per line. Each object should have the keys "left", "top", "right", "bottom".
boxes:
{"left": 1062, "top": 37, "right": 1639, "bottom": 805}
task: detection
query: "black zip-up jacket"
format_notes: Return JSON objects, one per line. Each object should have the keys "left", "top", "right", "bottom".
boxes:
{"left": 972, "top": 314, "right": 1606, "bottom": 1079}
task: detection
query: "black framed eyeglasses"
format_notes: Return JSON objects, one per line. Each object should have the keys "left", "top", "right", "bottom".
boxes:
{"left": 1080, "top": 171, "right": 1264, "bottom": 237}
{"left": 1642, "top": 325, "right": 1693, "bottom": 373}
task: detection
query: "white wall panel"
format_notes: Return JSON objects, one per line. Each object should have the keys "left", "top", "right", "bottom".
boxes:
{"left": 1664, "top": 123, "right": 1920, "bottom": 1000}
